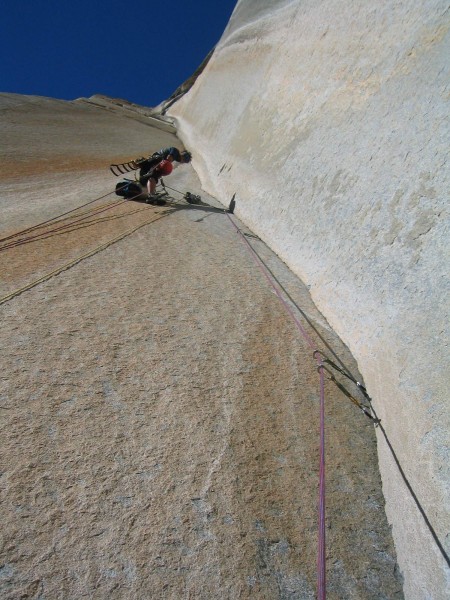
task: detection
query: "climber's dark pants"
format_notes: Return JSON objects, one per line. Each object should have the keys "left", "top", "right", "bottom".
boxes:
{"left": 139, "top": 157, "right": 161, "bottom": 185}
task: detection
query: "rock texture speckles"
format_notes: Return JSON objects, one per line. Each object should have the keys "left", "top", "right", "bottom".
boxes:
{"left": 0, "top": 94, "right": 403, "bottom": 598}
{"left": 168, "top": 1, "right": 449, "bottom": 597}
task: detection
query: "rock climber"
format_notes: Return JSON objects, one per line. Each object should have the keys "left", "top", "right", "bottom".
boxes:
{"left": 142, "top": 159, "right": 174, "bottom": 205}
{"left": 114, "top": 147, "right": 191, "bottom": 204}
{"left": 135, "top": 147, "right": 191, "bottom": 184}
{"left": 134, "top": 147, "right": 192, "bottom": 205}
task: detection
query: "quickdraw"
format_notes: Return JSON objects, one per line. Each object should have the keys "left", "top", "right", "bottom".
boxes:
{"left": 109, "top": 160, "right": 140, "bottom": 177}
{"left": 319, "top": 364, "right": 379, "bottom": 422}
{"left": 314, "top": 350, "right": 370, "bottom": 400}
{"left": 315, "top": 359, "right": 380, "bottom": 424}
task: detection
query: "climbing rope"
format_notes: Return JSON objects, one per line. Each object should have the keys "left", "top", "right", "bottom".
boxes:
{"left": 0, "top": 199, "right": 129, "bottom": 251}
{"left": 225, "top": 206, "right": 450, "bottom": 577}
{"left": 0, "top": 206, "right": 170, "bottom": 306}
{"left": 159, "top": 181, "right": 184, "bottom": 196}
{"left": 0, "top": 185, "right": 129, "bottom": 246}
{"left": 225, "top": 212, "right": 329, "bottom": 598}
{"left": 0, "top": 179, "right": 176, "bottom": 252}
{"left": 240, "top": 238, "right": 356, "bottom": 381}
{"left": 1, "top": 204, "right": 152, "bottom": 252}
{"left": 318, "top": 364, "right": 378, "bottom": 422}
{"left": 0, "top": 182, "right": 173, "bottom": 306}
{"left": 226, "top": 215, "right": 374, "bottom": 411}
{"left": 318, "top": 364, "right": 326, "bottom": 600}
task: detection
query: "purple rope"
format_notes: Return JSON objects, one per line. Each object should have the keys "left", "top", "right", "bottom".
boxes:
{"left": 318, "top": 365, "right": 326, "bottom": 599}
{"left": 226, "top": 213, "right": 327, "bottom": 598}
{"left": 225, "top": 214, "right": 316, "bottom": 348}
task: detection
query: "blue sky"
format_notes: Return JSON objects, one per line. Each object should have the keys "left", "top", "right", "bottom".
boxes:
{"left": 1, "top": 0, "right": 237, "bottom": 107}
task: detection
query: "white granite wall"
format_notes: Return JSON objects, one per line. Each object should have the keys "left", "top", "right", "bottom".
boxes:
{"left": 169, "top": 1, "right": 450, "bottom": 598}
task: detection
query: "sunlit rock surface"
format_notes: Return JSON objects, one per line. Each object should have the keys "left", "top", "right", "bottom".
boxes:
{"left": 0, "top": 93, "right": 405, "bottom": 598}
{"left": 168, "top": 1, "right": 450, "bottom": 598}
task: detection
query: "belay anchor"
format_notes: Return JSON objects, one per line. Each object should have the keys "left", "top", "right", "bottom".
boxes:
{"left": 184, "top": 192, "right": 202, "bottom": 205}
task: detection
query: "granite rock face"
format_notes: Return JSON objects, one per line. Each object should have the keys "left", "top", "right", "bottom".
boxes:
{"left": 0, "top": 93, "right": 405, "bottom": 598}
{"left": 168, "top": 1, "right": 450, "bottom": 598}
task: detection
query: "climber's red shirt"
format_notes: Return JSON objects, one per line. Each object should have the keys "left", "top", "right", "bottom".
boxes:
{"left": 155, "top": 159, "right": 173, "bottom": 177}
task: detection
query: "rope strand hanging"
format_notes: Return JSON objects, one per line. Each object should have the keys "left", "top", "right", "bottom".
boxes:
{"left": 225, "top": 204, "right": 450, "bottom": 575}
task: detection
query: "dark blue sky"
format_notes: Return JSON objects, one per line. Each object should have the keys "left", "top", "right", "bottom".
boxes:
{"left": 1, "top": 0, "right": 237, "bottom": 107}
